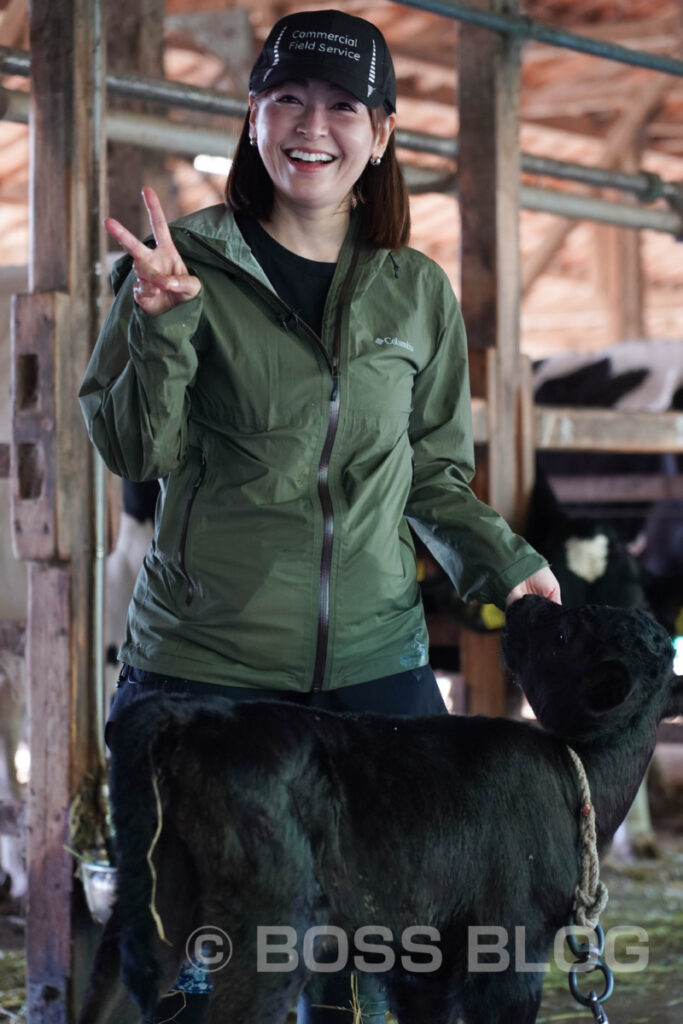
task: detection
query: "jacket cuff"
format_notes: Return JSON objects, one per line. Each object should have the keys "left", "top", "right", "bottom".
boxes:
{"left": 481, "top": 553, "right": 549, "bottom": 610}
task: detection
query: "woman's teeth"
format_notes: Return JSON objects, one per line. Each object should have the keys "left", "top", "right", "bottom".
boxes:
{"left": 288, "top": 150, "right": 334, "bottom": 163}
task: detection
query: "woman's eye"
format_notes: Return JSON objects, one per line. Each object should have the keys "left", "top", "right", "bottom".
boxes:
{"left": 276, "top": 94, "right": 301, "bottom": 104}
{"left": 334, "top": 101, "right": 355, "bottom": 111}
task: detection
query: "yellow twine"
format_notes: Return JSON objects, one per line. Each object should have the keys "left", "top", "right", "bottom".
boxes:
{"left": 148, "top": 771, "right": 172, "bottom": 946}
{"left": 310, "top": 972, "right": 379, "bottom": 1024}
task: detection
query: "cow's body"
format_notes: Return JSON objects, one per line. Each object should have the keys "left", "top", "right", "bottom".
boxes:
{"left": 79, "top": 598, "right": 680, "bottom": 1024}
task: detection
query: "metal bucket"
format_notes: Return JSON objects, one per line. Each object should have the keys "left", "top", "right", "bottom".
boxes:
{"left": 77, "top": 852, "right": 117, "bottom": 924}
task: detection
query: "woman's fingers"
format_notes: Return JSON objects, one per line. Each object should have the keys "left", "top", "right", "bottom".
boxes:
{"left": 141, "top": 186, "right": 175, "bottom": 252}
{"left": 132, "top": 270, "right": 201, "bottom": 315}
{"left": 105, "top": 188, "right": 200, "bottom": 315}
{"left": 105, "top": 189, "right": 185, "bottom": 271}
{"left": 104, "top": 216, "right": 154, "bottom": 262}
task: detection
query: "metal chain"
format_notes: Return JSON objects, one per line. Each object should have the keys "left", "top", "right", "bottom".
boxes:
{"left": 565, "top": 747, "right": 614, "bottom": 1022}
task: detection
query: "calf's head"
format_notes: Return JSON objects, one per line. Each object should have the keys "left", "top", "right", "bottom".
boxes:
{"left": 502, "top": 596, "right": 681, "bottom": 742}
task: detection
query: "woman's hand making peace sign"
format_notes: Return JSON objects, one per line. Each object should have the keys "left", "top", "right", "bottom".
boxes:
{"left": 104, "top": 187, "right": 201, "bottom": 317}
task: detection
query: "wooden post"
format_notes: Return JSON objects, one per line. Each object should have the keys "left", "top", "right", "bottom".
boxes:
{"left": 12, "top": 1, "right": 105, "bottom": 1019}
{"left": 106, "top": 0, "right": 169, "bottom": 238}
{"left": 104, "top": 0, "right": 166, "bottom": 549}
{"left": 594, "top": 144, "right": 645, "bottom": 344}
{"left": 458, "top": 0, "right": 523, "bottom": 716}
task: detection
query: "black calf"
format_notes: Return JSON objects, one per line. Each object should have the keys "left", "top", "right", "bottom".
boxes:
{"left": 79, "top": 599, "right": 681, "bottom": 1024}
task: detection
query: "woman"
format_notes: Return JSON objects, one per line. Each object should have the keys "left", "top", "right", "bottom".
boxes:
{"left": 80, "top": 9, "right": 560, "bottom": 1022}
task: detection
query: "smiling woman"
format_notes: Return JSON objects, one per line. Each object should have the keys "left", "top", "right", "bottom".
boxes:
{"left": 78, "top": 8, "right": 560, "bottom": 1024}
{"left": 244, "top": 77, "right": 393, "bottom": 259}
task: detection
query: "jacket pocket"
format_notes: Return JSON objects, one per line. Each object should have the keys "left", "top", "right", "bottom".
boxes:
{"left": 177, "top": 452, "right": 207, "bottom": 605}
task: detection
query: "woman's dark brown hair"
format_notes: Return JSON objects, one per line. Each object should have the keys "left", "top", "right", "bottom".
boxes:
{"left": 225, "top": 107, "right": 410, "bottom": 250}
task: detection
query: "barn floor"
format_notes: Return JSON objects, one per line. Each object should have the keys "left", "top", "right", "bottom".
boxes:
{"left": 0, "top": 757, "right": 680, "bottom": 1024}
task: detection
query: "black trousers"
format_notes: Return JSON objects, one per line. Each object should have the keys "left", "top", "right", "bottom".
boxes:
{"left": 107, "top": 663, "right": 447, "bottom": 1023}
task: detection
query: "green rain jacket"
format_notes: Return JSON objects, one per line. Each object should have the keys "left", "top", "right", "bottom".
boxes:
{"left": 79, "top": 205, "right": 546, "bottom": 691}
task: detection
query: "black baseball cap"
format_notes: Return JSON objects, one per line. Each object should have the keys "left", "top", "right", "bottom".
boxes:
{"left": 249, "top": 9, "right": 397, "bottom": 114}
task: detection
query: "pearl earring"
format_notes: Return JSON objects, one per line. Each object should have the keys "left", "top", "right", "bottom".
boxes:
{"left": 370, "top": 155, "right": 382, "bottom": 167}
{"left": 249, "top": 136, "right": 257, "bottom": 147}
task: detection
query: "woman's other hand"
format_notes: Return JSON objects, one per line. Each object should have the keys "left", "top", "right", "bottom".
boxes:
{"left": 104, "top": 187, "right": 201, "bottom": 316}
{"left": 505, "top": 567, "right": 562, "bottom": 608}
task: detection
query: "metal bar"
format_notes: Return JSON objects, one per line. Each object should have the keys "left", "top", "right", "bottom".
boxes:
{"left": 2, "top": 88, "right": 680, "bottom": 234}
{"left": 519, "top": 153, "right": 680, "bottom": 205}
{"left": 521, "top": 184, "right": 682, "bottom": 234}
{"left": 392, "top": 0, "right": 683, "bottom": 77}
{"left": 0, "top": 45, "right": 247, "bottom": 116}
{"left": 1, "top": 88, "right": 239, "bottom": 156}
{"left": 3, "top": 47, "right": 683, "bottom": 209}
{"left": 397, "top": 129, "right": 682, "bottom": 206}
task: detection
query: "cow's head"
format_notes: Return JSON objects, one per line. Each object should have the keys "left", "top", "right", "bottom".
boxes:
{"left": 502, "top": 596, "right": 679, "bottom": 741}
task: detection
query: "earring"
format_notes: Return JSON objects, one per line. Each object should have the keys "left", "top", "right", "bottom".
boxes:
{"left": 370, "top": 155, "right": 382, "bottom": 167}
{"left": 249, "top": 136, "right": 257, "bottom": 147}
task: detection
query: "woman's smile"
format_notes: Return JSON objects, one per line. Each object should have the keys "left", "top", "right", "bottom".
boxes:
{"left": 249, "top": 78, "right": 390, "bottom": 220}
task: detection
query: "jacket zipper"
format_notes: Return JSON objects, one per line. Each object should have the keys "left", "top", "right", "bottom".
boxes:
{"left": 178, "top": 229, "right": 333, "bottom": 373}
{"left": 178, "top": 452, "right": 207, "bottom": 606}
{"left": 311, "top": 240, "right": 361, "bottom": 690}
{"left": 178, "top": 226, "right": 360, "bottom": 689}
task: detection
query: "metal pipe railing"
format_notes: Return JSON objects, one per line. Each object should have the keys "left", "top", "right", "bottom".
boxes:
{"left": 2, "top": 85, "right": 681, "bottom": 235}
{"left": 2, "top": 46, "right": 682, "bottom": 213}
{"left": 392, "top": 0, "right": 683, "bottom": 77}
{"left": 520, "top": 185, "right": 682, "bottom": 235}
{"left": 396, "top": 128, "right": 682, "bottom": 207}
{"left": 0, "top": 45, "right": 247, "bottom": 117}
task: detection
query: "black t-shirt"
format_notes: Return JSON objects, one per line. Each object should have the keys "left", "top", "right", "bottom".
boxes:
{"left": 235, "top": 213, "right": 336, "bottom": 337}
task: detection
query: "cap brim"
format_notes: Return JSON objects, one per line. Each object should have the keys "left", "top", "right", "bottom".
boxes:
{"left": 255, "top": 63, "right": 388, "bottom": 110}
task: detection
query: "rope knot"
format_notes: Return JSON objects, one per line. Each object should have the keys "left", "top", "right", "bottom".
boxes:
{"left": 566, "top": 746, "right": 609, "bottom": 932}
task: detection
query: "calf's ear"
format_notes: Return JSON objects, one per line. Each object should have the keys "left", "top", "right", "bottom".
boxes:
{"left": 583, "top": 659, "right": 633, "bottom": 714}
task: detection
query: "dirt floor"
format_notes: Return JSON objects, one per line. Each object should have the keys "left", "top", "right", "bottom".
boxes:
{"left": 535, "top": 829, "right": 683, "bottom": 1024}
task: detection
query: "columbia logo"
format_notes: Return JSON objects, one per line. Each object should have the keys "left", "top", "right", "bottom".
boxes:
{"left": 375, "top": 336, "right": 414, "bottom": 352}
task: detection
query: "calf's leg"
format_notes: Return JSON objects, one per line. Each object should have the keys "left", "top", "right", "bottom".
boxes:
{"left": 461, "top": 970, "right": 543, "bottom": 1024}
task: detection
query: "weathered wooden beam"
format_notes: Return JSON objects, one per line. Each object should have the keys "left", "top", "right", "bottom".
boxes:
{"left": 458, "top": 0, "right": 522, "bottom": 716}
{"left": 19, "top": 0, "right": 107, "bottom": 1020}
{"left": 460, "top": 629, "right": 507, "bottom": 718}
{"left": 536, "top": 407, "right": 683, "bottom": 453}
{"left": 0, "top": 797, "right": 25, "bottom": 838}
{"left": 594, "top": 143, "right": 644, "bottom": 343}
{"left": 459, "top": 0, "right": 522, "bottom": 526}
{"left": 473, "top": 400, "right": 683, "bottom": 456}
{"left": 25, "top": 564, "right": 72, "bottom": 1020}
{"left": 11, "top": 291, "right": 69, "bottom": 561}
{"left": 549, "top": 474, "right": 683, "bottom": 504}
{"left": 0, "top": 618, "right": 25, "bottom": 657}
{"left": 106, "top": 0, "right": 168, "bottom": 239}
